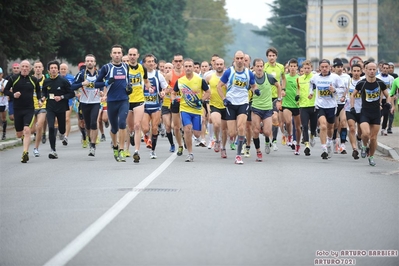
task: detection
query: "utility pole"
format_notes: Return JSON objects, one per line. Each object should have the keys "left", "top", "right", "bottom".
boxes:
{"left": 319, "top": 0, "right": 323, "bottom": 60}
{"left": 353, "top": 0, "right": 358, "bottom": 35}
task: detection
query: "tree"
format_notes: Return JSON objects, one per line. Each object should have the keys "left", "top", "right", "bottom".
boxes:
{"left": 253, "top": 0, "right": 306, "bottom": 64}
{"left": 183, "top": 0, "right": 233, "bottom": 62}
{"left": 378, "top": 0, "right": 399, "bottom": 62}
{"left": 56, "top": 0, "right": 151, "bottom": 66}
{"left": 0, "top": 0, "right": 68, "bottom": 73}
{"left": 138, "top": 0, "right": 188, "bottom": 62}
{"left": 226, "top": 19, "right": 271, "bottom": 61}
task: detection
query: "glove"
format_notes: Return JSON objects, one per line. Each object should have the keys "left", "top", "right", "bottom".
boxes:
{"left": 104, "top": 77, "right": 115, "bottom": 86}
{"left": 223, "top": 98, "right": 231, "bottom": 106}
{"left": 350, "top": 107, "right": 356, "bottom": 115}
{"left": 254, "top": 89, "right": 261, "bottom": 96}
{"left": 126, "top": 84, "right": 133, "bottom": 95}
{"left": 295, "top": 95, "right": 300, "bottom": 101}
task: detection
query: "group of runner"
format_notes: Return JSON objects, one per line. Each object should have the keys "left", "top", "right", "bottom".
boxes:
{"left": 0, "top": 45, "right": 397, "bottom": 166}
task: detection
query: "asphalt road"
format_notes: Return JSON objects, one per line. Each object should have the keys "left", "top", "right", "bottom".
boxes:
{"left": 1, "top": 129, "right": 398, "bottom": 266}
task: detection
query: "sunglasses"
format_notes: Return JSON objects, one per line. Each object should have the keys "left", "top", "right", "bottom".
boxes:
{"left": 174, "top": 60, "right": 183, "bottom": 63}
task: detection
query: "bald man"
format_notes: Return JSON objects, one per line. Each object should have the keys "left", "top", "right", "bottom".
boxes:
{"left": 3, "top": 60, "right": 41, "bottom": 163}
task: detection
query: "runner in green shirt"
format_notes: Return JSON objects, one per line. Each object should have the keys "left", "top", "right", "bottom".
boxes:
{"left": 252, "top": 58, "right": 279, "bottom": 161}
{"left": 282, "top": 59, "right": 301, "bottom": 155}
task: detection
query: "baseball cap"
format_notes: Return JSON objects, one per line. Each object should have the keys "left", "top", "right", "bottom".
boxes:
{"left": 388, "top": 62, "right": 394, "bottom": 66}
{"left": 333, "top": 58, "right": 343, "bottom": 67}
{"left": 0, "top": 67, "right": 3, "bottom": 74}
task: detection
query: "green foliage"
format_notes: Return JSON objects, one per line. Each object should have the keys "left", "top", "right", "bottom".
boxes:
{"left": 57, "top": 0, "right": 151, "bottom": 65}
{"left": 226, "top": 19, "right": 270, "bottom": 62}
{"left": 0, "top": 0, "right": 66, "bottom": 61}
{"left": 378, "top": 0, "right": 399, "bottom": 62}
{"left": 184, "top": 0, "right": 232, "bottom": 62}
{"left": 253, "top": 0, "right": 307, "bottom": 64}
{"left": 139, "top": 0, "right": 188, "bottom": 62}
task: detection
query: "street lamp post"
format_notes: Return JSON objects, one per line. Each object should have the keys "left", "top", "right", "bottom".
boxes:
{"left": 286, "top": 25, "right": 306, "bottom": 36}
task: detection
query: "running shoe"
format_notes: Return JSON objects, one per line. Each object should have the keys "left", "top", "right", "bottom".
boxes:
{"left": 294, "top": 145, "right": 300, "bottom": 155}
{"left": 207, "top": 140, "right": 215, "bottom": 149}
{"left": 62, "top": 136, "right": 68, "bottom": 146}
{"left": 49, "top": 150, "right": 58, "bottom": 159}
{"left": 2, "top": 133, "right": 6, "bottom": 140}
{"left": 177, "top": 146, "right": 183, "bottom": 156}
{"left": 100, "top": 134, "right": 106, "bottom": 142}
{"left": 304, "top": 147, "right": 310, "bottom": 156}
{"left": 272, "top": 140, "right": 278, "bottom": 151}
{"left": 327, "top": 142, "right": 333, "bottom": 158}
{"left": 281, "top": 135, "right": 287, "bottom": 145}
{"left": 256, "top": 151, "right": 263, "bottom": 162}
{"left": 194, "top": 137, "right": 201, "bottom": 147}
{"left": 150, "top": 151, "right": 157, "bottom": 159}
{"left": 21, "top": 151, "right": 29, "bottom": 163}
{"left": 199, "top": 139, "right": 206, "bottom": 147}
{"left": 33, "top": 148, "right": 40, "bottom": 157}
{"left": 368, "top": 156, "right": 376, "bottom": 166}
{"left": 265, "top": 142, "right": 270, "bottom": 154}
{"left": 125, "top": 150, "right": 131, "bottom": 157}
{"left": 214, "top": 141, "right": 220, "bottom": 152}
{"left": 357, "top": 139, "right": 362, "bottom": 151}
{"left": 380, "top": 129, "right": 385, "bottom": 136}
{"left": 230, "top": 142, "right": 236, "bottom": 150}
{"left": 185, "top": 153, "right": 194, "bottom": 162}
{"left": 113, "top": 149, "right": 120, "bottom": 162}
{"left": 82, "top": 138, "right": 88, "bottom": 148}
{"left": 360, "top": 146, "right": 367, "bottom": 158}
{"left": 170, "top": 144, "right": 175, "bottom": 153}
{"left": 333, "top": 140, "right": 339, "bottom": 154}
{"left": 310, "top": 135, "right": 316, "bottom": 147}
{"left": 340, "top": 143, "right": 347, "bottom": 154}
{"left": 387, "top": 128, "right": 393, "bottom": 134}
{"left": 287, "top": 135, "right": 292, "bottom": 147}
{"left": 234, "top": 155, "right": 244, "bottom": 164}
{"left": 146, "top": 139, "right": 152, "bottom": 149}
{"left": 352, "top": 149, "right": 359, "bottom": 160}
{"left": 133, "top": 151, "right": 140, "bottom": 163}
{"left": 244, "top": 147, "right": 250, "bottom": 158}
{"left": 88, "top": 147, "right": 95, "bottom": 157}
{"left": 119, "top": 150, "right": 126, "bottom": 162}
{"left": 130, "top": 134, "right": 135, "bottom": 146}
{"left": 221, "top": 149, "right": 227, "bottom": 158}
{"left": 321, "top": 150, "right": 328, "bottom": 160}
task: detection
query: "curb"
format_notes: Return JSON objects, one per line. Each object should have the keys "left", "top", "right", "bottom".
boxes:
{"left": 377, "top": 142, "right": 399, "bottom": 161}
{"left": 0, "top": 125, "right": 80, "bottom": 151}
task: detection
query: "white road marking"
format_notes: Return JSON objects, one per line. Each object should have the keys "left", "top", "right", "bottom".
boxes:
{"left": 43, "top": 153, "right": 177, "bottom": 266}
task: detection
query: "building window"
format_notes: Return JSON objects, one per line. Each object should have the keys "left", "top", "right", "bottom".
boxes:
{"left": 337, "top": 15, "right": 349, "bottom": 28}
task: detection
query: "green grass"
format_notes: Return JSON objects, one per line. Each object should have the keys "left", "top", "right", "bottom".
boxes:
{"left": 394, "top": 112, "right": 399, "bottom": 127}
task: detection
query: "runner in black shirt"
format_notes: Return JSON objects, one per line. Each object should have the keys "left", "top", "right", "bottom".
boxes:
{"left": 3, "top": 60, "right": 41, "bottom": 163}
{"left": 42, "top": 60, "right": 75, "bottom": 159}
{"left": 350, "top": 62, "right": 393, "bottom": 166}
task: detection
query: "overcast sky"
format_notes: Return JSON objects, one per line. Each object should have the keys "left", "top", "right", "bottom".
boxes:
{"left": 225, "top": 0, "right": 272, "bottom": 28}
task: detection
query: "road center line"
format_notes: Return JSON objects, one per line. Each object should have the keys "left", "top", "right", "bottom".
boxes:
{"left": 43, "top": 153, "right": 177, "bottom": 266}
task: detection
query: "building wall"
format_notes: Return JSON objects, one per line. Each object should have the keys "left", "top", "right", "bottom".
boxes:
{"left": 306, "top": 0, "right": 378, "bottom": 63}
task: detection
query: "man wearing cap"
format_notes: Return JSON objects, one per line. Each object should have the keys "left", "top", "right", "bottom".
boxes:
{"left": 0, "top": 67, "right": 8, "bottom": 140}
{"left": 3, "top": 61, "right": 41, "bottom": 163}
{"left": 332, "top": 58, "right": 350, "bottom": 154}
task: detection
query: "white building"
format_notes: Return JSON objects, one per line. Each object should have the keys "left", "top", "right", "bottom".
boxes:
{"left": 306, "top": 0, "right": 378, "bottom": 64}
